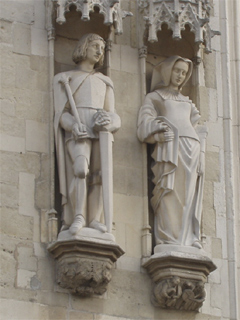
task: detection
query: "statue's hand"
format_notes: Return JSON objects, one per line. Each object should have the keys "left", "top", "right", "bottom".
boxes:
{"left": 93, "top": 110, "right": 111, "bottom": 131}
{"left": 72, "top": 123, "right": 88, "bottom": 140}
{"left": 154, "top": 130, "right": 174, "bottom": 142}
{"left": 197, "top": 151, "right": 205, "bottom": 175}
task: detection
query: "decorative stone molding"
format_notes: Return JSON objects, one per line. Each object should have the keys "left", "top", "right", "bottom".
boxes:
{"left": 143, "top": 246, "right": 216, "bottom": 311}
{"left": 138, "top": 0, "right": 220, "bottom": 53}
{"left": 48, "top": 232, "right": 124, "bottom": 296}
{"left": 52, "top": 0, "right": 132, "bottom": 34}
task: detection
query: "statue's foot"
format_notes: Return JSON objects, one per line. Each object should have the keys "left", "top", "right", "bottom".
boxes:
{"left": 69, "top": 215, "right": 85, "bottom": 235}
{"left": 89, "top": 220, "right": 107, "bottom": 233}
{"left": 192, "top": 241, "right": 202, "bottom": 249}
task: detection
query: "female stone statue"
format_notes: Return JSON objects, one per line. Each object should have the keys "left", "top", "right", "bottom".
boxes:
{"left": 137, "top": 56, "right": 207, "bottom": 249}
{"left": 54, "top": 34, "right": 121, "bottom": 235}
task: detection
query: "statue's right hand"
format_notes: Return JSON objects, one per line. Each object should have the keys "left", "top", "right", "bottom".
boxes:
{"left": 72, "top": 123, "right": 88, "bottom": 140}
{"left": 154, "top": 130, "right": 174, "bottom": 142}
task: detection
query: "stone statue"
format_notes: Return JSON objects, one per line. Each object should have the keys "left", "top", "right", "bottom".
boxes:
{"left": 54, "top": 34, "right": 121, "bottom": 235}
{"left": 137, "top": 56, "right": 207, "bottom": 249}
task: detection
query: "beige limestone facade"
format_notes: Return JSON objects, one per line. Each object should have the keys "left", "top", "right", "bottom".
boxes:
{"left": 0, "top": 0, "right": 239, "bottom": 319}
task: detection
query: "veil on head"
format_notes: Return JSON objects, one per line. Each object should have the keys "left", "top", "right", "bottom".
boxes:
{"left": 150, "top": 56, "right": 193, "bottom": 92}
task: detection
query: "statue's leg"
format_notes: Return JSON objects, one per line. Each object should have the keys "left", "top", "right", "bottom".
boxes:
{"left": 67, "top": 139, "right": 91, "bottom": 234}
{"left": 88, "top": 140, "right": 107, "bottom": 233}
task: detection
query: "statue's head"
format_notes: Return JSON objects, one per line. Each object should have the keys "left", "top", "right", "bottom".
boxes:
{"left": 72, "top": 33, "right": 105, "bottom": 67}
{"left": 171, "top": 276, "right": 180, "bottom": 285}
{"left": 151, "top": 56, "right": 193, "bottom": 92}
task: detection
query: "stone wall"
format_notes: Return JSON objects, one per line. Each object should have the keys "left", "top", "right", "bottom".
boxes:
{"left": 0, "top": 0, "right": 239, "bottom": 319}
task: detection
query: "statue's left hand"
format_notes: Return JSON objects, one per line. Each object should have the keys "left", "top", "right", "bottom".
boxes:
{"left": 197, "top": 152, "right": 205, "bottom": 175}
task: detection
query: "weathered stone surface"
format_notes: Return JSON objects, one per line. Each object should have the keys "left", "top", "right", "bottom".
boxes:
{"left": 143, "top": 248, "right": 216, "bottom": 311}
{"left": 0, "top": 207, "right": 33, "bottom": 240}
{"left": 0, "top": 134, "right": 25, "bottom": 154}
{"left": 48, "top": 237, "right": 124, "bottom": 296}
{"left": 0, "top": 151, "right": 41, "bottom": 184}
{"left": 26, "top": 120, "right": 48, "bottom": 153}
{"left": 0, "top": 1, "right": 34, "bottom": 24}
{"left": 13, "top": 22, "right": 31, "bottom": 55}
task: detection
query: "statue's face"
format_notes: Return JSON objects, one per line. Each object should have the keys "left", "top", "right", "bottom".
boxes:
{"left": 86, "top": 39, "right": 105, "bottom": 65}
{"left": 170, "top": 60, "right": 189, "bottom": 88}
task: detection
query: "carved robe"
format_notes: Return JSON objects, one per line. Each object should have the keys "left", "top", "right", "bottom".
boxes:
{"left": 138, "top": 88, "right": 204, "bottom": 246}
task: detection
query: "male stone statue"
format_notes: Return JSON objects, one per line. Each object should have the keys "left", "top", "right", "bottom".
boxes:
{"left": 54, "top": 34, "right": 121, "bottom": 235}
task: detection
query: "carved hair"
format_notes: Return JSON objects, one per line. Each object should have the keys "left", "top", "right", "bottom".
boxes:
{"left": 72, "top": 33, "right": 105, "bottom": 67}
{"left": 151, "top": 55, "right": 193, "bottom": 92}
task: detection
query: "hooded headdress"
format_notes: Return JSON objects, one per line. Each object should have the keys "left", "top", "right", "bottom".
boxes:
{"left": 150, "top": 56, "right": 193, "bottom": 92}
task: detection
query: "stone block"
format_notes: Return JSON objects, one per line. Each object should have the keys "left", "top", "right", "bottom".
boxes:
{"left": 33, "top": 242, "right": 46, "bottom": 258}
{"left": 17, "top": 245, "right": 37, "bottom": 271}
{"left": 114, "top": 222, "right": 126, "bottom": 251}
{"left": 35, "top": 180, "right": 51, "bottom": 210}
{"left": 202, "top": 208, "right": 216, "bottom": 237}
{"left": 116, "top": 256, "right": 141, "bottom": 272}
{"left": 0, "top": 133, "right": 25, "bottom": 154}
{"left": 138, "top": 303, "right": 154, "bottom": 319}
{"left": 215, "top": 216, "right": 228, "bottom": 259}
{"left": 0, "top": 1, "right": 34, "bottom": 24}
{"left": 15, "top": 66, "right": 37, "bottom": 90}
{"left": 205, "top": 151, "right": 220, "bottom": 182}
{"left": 0, "top": 249, "right": 16, "bottom": 287}
{"left": 26, "top": 120, "right": 48, "bottom": 153}
{"left": 203, "top": 180, "right": 214, "bottom": 209}
{"left": 0, "top": 151, "right": 40, "bottom": 185}
{"left": 0, "top": 207, "right": 33, "bottom": 240}
{"left": 210, "top": 284, "right": 223, "bottom": 309}
{"left": 15, "top": 89, "right": 44, "bottom": 122}
{"left": 94, "top": 314, "right": 127, "bottom": 320}
{"left": 114, "top": 194, "right": 143, "bottom": 226}
{"left": 0, "top": 112, "right": 25, "bottom": 138}
{"left": 207, "top": 122, "right": 224, "bottom": 149}
{"left": 108, "top": 269, "right": 151, "bottom": 306}
{"left": 13, "top": 22, "right": 31, "bottom": 55}
{"left": 198, "top": 86, "right": 210, "bottom": 122}
{"left": 31, "top": 27, "right": 48, "bottom": 57}
{"left": 113, "top": 164, "right": 127, "bottom": 194}
{"left": 111, "top": 71, "right": 129, "bottom": 108}
{"left": 126, "top": 167, "right": 142, "bottom": 196}
{"left": 211, "top": 238, "right": 222, "bottom": 259}
{"left": 0, "top": 99, "right": 15, "bottom": 117}
{"left": 1, "top": 66, "right": 16, "bottom": 90}
{"left": 125, "top": 224, "right": 142, "bottom": 258}
{"left": 120, "top": 46, "right": 139, "bottom": 74}
{"left": 0, "top": 20, "right": 12, "bottom": 44}
{"left": 48, "top": 305, "right": 67, "bottom": 320}
{"left": 37, "top": 258, "right": 55, "bottom": 291}
{"left": 203, "top": 51, "right": 217, "bottom": 89}
{"left": 0, "top": 183, "right": 18, "bottom": 208}
{"left": 0, "top": 299, "right": 48, "bottom": 320}
{"left": 69, "top": 311, "right": 94, "bottom": 320}
{"left": 33, "top": 0, "right": 46, "bottom": 29}
{"left": 16, "top": 269, "right": 36, "bottom": 289}
{"left": 19, "top": 172, "right": 37, "bottom": 217}
{"left": 35, "top": 290, "right": 69, "bottom": 308}
{"left": 111, "top": 44, "right": 121, "bottom": 71}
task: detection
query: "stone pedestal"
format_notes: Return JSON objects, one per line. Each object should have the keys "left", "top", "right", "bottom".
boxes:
{"left": 143, "top": 245, "right": 216, "bottom": 311}
{"left": 48, "top": 228, "right": 124, "bottom": 296}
